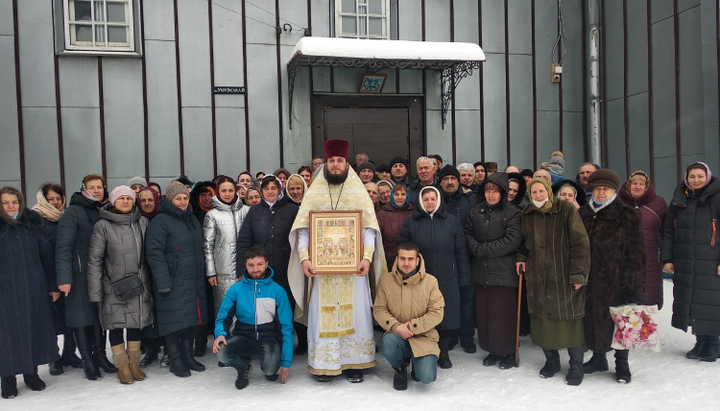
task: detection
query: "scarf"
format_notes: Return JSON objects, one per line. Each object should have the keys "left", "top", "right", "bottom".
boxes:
{"left": 137, "top": 187, "right": 160, "bottom": 219}
{"left": 527, "top": 178, "right": 554, "bottom": 213}
{"left": 32, "top": 190, "right": 65, "bottom": 222}
{"left": 589, "top": 192, "right": 618, "bottom": 213}
{"left": 389, "top": 183, "right": 410, "bottom": 209}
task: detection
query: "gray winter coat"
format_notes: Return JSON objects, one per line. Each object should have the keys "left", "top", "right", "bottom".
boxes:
{"left": 203, "top": 195, "right": 249, "bottom": 313}
{"left": 87, "top": 206, "right": 154, "bottom": 330}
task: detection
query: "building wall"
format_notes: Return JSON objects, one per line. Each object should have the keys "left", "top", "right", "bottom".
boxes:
{"left": 1, "top": 0, "right": 717, "bottom": 202}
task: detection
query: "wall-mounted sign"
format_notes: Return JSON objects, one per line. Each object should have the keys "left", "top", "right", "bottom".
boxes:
{"left": 213, "top": 86, "right": 246, "bottom": 94}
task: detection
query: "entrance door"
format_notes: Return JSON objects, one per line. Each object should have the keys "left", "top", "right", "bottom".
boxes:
{"left": 312, "top": 95, "right": 424, "bottom": 174}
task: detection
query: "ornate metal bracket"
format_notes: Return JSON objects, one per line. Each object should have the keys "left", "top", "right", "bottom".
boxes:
{"left": 441, "top": 60, "right": 481, "bottom": 128}
{"left": 287, "top": 54, "right": 481, "bottom": 129}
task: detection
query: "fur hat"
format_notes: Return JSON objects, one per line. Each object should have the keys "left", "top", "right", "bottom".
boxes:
{"left": 324, "top": 139, "right": 349, "bottom": 159}
{"left": 127, "top": 176, "right": 148, "bottom": 188}
{"left": 166, "top": 181, "right": 191, "bottom": 202}
{"left": 587, "top": 168, "right": 620, "bottom": 191}
{"left": 439, "top": 164, "right": 460, "bottom": 181}
{"left": 109, "top": 185, "right": 136, "bottom": 205}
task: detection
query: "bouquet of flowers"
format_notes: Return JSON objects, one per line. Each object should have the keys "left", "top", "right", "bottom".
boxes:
{"left": 609, "top": 304, "right": 660, "bottom": 352}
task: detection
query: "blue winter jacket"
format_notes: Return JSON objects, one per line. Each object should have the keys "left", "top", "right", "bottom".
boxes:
{"left": 214, "top": 267, "right": 294, "bottom": 368}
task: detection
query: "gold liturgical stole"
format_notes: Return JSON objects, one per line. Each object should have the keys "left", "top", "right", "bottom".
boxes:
{"left": 319, "top": 274, "right": 355, "bottom": 338}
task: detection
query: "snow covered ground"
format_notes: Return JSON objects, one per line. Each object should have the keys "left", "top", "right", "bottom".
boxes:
{"left": 9, "top": 280, "right": 720, "bottom": 410}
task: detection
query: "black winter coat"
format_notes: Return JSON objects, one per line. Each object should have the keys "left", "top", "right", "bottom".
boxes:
{"left": 0, "top": 209, "right": 59, "bottom": 376}
{"left": 398, "top": 196, "right": 471, "bottom": 330}
{"left": 236, "top": 196, "right": 299, "bottom": 293}
{"left": 40, "top": 218, "right": 66, "bottom": 334}
{"left": 55, "top": 193, "right": 103, "bottom": 328}
{"left": 661, "top": 178, "right": 720, "bottom": 335}
{"left": 580, "top": 198, "right": 647, "bottom": 353}
{"left": 465, "top": 174, "right": 523, "bottom": 288}
{"left": 442, "top": 187, "right": 475, "bottom": 228}
{"left": 145, "top": 199, "right": 207, "bottom": 336}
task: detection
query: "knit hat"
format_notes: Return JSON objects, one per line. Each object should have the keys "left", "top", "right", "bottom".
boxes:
{"left": 389, "top": 156, "right": 409, "bottom": 169}
{"left": 376, "top": 163, "right": 391, "bottom": 174}
{"left": 324, "top": 139, "right": 349, "bottom": 159}
{"left": 358, "top": 162, "right": 376, "bottom": 173}
{"left": 127, "top": 176, "right": 148, "bottom": 188}
{"left": 520, "top": 169, "right": 534, "bottom": 178}
{"left": 587, "top": 168, "right": 620, "bottom": 191}
{"left": 546, "top": 151, "right": 566, "bottom": 168}
{"left": 166, "top": 181, "right": 190, "bottom": 202}
{"left": 109, "top": 185, "right": 136, "bottom": 205}
{"left": 439, "top": 164, "right": 460, "bottom": 181}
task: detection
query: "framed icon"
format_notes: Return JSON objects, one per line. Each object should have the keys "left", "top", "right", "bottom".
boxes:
{"left": 309, "top": 210, "right": 363, "bottom": 274}
{"left": 358, "top": 73, "right": 387, "bottom": 94}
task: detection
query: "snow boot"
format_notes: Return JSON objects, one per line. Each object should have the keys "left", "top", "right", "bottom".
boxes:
{"left": 235, "top": 365, "right": 252, "bottom": 390}
{"left": 60, "top": 330, "right": 82, "bottom": 368}
{"left": 461, "top": 340, "right": 477, "bottom": 354}
{"left": 483, "top": 353, "right": 502, "bottom": 367}
{"left": 166, "top": 342, "right": 190, "bottom": 378}
{"left": 74, "top": 327, "right": 101, "bottom": 380}
{"left": 181, "top": 335, "right": 206, "bottom": 372}
{"left": 498, "top": 355, "right": 517, "bottom": 370}
{"left": 111, "top": 344, "right": 134, "bottom": 384}
{"left": 93, "top": 327, "right": 117, "bottom": 374}
{"left": 22, "top": 370, "right": 46, "bottom": 391}
{"left": 566, "top": 346, "right": 584, "bottom": 386}
{"left": 393, "top": 365, "right": 408, "bottom": 391}
{"left": 1, "top": 376, "right": 17, "bottom": 399}
{"left": 614, "top": 350, "right": 631, "bottom": 383}
{"left": 699, "top": 335, "right": 720, "bottom": 362}
{"left": 686, "top": 335, "right": 706, "bottom": 359}
{"left": 539, "top": 349, "right": 561, "bottom": 378}
{"left": 193, "top": 328, "right": 207, "bottom": 357}
{"left": 127, "top": 341, "right": 146, "bottom": 381}
{"left": 583, "top": 352, "right": 608, "bottom": 374}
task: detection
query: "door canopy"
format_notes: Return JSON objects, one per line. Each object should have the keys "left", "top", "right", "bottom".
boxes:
{"left": 287, "top": 37, "right": 486, "bottom": 128}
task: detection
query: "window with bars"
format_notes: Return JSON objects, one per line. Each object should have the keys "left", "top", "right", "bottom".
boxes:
{"left": 53, "top": 0, "right": 141, "bottom": 55}
{"left": 336, "top": 0, "right": 390, "bottom": 40}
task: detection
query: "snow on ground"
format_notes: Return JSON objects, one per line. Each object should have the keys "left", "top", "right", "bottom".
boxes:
{"left": 9, "top": 280, "right": 720, "bottom": 410}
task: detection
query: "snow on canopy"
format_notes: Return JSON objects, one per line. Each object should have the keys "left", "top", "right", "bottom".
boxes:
{"left": 290, "top": 37, "right": 486, "bottom": 63}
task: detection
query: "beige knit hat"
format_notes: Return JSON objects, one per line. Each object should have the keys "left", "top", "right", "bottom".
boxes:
{"left": 166, "top": 181, "right": 190, "bottom": 202}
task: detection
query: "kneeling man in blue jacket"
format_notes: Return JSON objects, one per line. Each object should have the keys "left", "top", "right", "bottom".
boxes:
{"left": 213, "top": 246, "right": 294, "bottom": 389}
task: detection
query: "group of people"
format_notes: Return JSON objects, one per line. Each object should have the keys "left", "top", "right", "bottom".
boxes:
{"left": 2, "top": 140, "right": 719, "bottom": 398}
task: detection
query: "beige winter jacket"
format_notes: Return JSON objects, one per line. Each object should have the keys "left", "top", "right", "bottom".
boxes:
{"left": 373, "top": 255, "right": 445, "bottom": 358}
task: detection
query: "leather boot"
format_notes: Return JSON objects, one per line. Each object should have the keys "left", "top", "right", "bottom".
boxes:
{"left": 93, "top": 326, "right": 117, "bottom": 373}
{"left": 582, "top": 352, "right": 608, "bottom": 374}
{"left": 393, "top": 364, "right": 408, "bottom": 391}
{"left": 110, "top": 344, "right": 134, "bottom": 384}
{"left": 60, "top": 330, "right": 82, "bottom": 368}
{"left": 127, "top": 341, "right": 146, "bottom": 381}
{"left": 699, "top": 335, "right": 720, "bottom": 362}
{"left": 686, "top": 335, "right": 706, "bottom": 359}
{"left": 22, "top": 369, "right": 46, "bottom": 391}
{"left": 438, "top": 335, "right": 452, "bottom": 369}
{"left": 74, "top": 327, "right": 101, "bottom": 380}
{"left": 566, "top": 346, "right": 584, "bottom": 386}
{"left": 614, "top": 350, "right": 631, "bottom": 383}
{"left": 181, "top": 335, "right": 206, "bottom": 372}
{"left": 193, "top": 328, "right": 207, "bottom": 357}
{"left": 166, "top": 341, "right": 190, "bottom": 377}
{"left": 1, "top": 376, "right": 17, "bottom": 399}
{"left": 539, "top": 349, "right": 561, "bottom": 378}
{"left": 49, "top": 353, "right": 64, "bottom": 376}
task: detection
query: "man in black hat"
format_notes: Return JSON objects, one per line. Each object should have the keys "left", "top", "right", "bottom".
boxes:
{"left": 389, "top": 156, "right": 410, "bottom": 185}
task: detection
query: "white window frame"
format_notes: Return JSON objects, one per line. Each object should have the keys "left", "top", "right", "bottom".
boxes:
{"left": 335, "top": 0, "right": 390, "bottom": 40}
{"left": 53, "top": 0, "right": 142, "bottom": 56}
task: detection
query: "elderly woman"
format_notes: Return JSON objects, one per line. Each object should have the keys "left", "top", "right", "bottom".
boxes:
{"left": 32, "top": 183, "right": 82, "bottom": 376}
{"left": 56, "top": 174, "right": 117, "bottom": 380}
{"left": 87, "top": 186, "right": 154, "bottom": 384}
{"left": 0, "top": 187, "right": 58, "bottom": 399}
{"left": 203, "top": 176, "right": 250, "bottom": 315}
{"left": 465, "top": 173, "right": 522, "bottom": 370}
{"left": 579, "top": 169, "right": 646, "bottom": 384}
{"left": 377, "top": 183, "right": 414, "bottom": 271}
{"left": 145, "top": 182, "right": 208, "bottom": 378}
{"left": 516, "top": 177, "right": 590, "bottom": 386}
{"left": 662, "top": 162, "right": 720, "bottom": 361}
{"left": 377, "top": 180, "right": 393, "bottom": 206}
{"left": 399, "top": 186, "right": 471, "bottom": 369}
{"left": 244, "top": 186, "right": 262, "bottom": 207}
{"left": 618, "top": 170, "right": 668, "bottom": 309}
{"left": 285, "top": 174, "right": 308, "bottom": 205}
{"left": 552, "top": 179, "right": 587, "bottom": 210}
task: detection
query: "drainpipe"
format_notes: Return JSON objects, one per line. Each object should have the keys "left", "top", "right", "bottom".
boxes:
{"left": 588, "top": 0, "right": 601, "bottom": 165}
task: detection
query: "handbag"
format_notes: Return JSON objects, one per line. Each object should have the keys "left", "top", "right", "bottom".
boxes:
{"left": 609, "top": 304, "right": 660, "bottom": 352}
{"left": 112, "top": 275, "right": 144, "bottom": 301}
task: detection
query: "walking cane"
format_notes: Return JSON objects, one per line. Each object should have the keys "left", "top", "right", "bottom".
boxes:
{"left": 515, "top": 272, "right": 523, "bottom": 366}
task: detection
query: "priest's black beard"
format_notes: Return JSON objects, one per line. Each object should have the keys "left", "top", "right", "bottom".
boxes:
{"left": 324, "top": 167, "right": 349, "bottom": 185}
